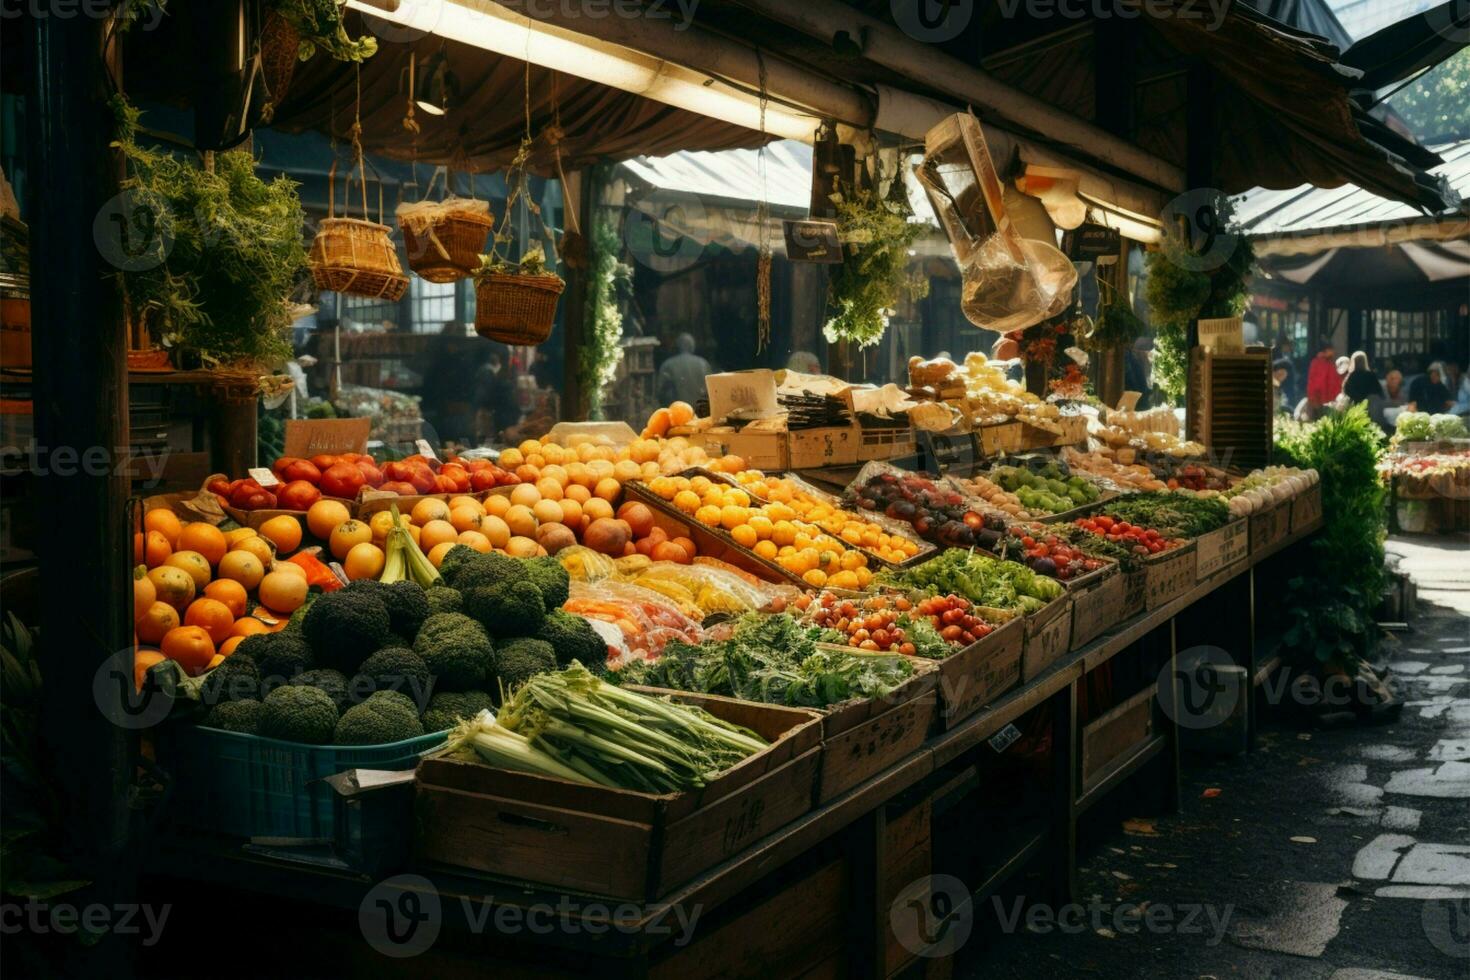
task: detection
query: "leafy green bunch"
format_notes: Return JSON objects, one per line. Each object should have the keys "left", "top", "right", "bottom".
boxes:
{"left": 1143, "top": 194, "right": 1254, "bottom": 404}
{"left": 580, "top": 196, "right": 628, "bottom": 420}
{"left": 276, "top": 0, "right": 378, "bottom": 63}
{"left": 824, "top": 185, "right": 929, "bottom": 348}
{"left": 1273, "top": 404, "right": 1388, "bottom": 669}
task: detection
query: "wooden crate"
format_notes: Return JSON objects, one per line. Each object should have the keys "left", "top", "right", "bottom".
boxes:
{"left": 1187, "top": 348, "right": 1272, "bottom": 472}
{"left": 818, "top": 667, "right": 939, "bottom": 803}
{"left": 1021, "top": 593, "right": 1073, "bottom": 681}
{"left": 414, "top": 694, "right": 823, "bottom": 901}
{"left": 1249, "top": 500, "right": 1291, "bottom": 553}
{"left": 924, "top": 614, "right": 1024, "bottom": 729}
{"left": 626, "top": 481, "right": 801, "bottom": 586}
{"left": 858, "top": 425, "right": 917, "bottom": 462}
{"left": 788, "top": 425, "right": 860, "bottom": 469}
{"left": 1080, "top": 684, "right": 1157, "bottom": 792}
{"left": 1194, "top": 518, "right": 1249, "bottom": 582}
{"left": 1290, "top": 483, "right": 1323, "bottom": 531}
{"left": 1143, "top": 543, "right": 1197, "bottom": 610}
{"left": 975, "top": 421, "right": 1022, "bottom": 457}
{"left": 1067, "top": 562, "right": 1124, "bottom": 650}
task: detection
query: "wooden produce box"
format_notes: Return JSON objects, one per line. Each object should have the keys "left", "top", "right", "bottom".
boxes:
{"left": 1290, "top": 482, "right": 1323, "bottom": 531}
{"left": 788, "top": 425, "right": 860, "bottom": 469}
{"left": 1194, "top": 517, "right": 1249, "bottom": 582}
{"left": 924, "top": 615, "right": 1024, "bottom": 729}
{"left": 624, "top": 482, "right": 800, "bottom": 586}
{"left": 414, "top": 693, "right": 823, "bottom": 901}
{"left": 1081, "top": 685, "right": 1157, "bottom": 793}
{"left": 818, "top": 666, "right": 939, "bottom": 803}
{"left": 975, "top": 421, "right": 1022, "bottom": 456}
{"left": 1021, "top": 593, "right": 1073, "bottom": 681}
{"left": 1067, "top": 562, "right": 1124, "bottom": 651}
{"left": 857, "top": 425, "right": 917, "bottom": 462}
{"left": 1143, "top": 543, "right": 1197, "bottom": 610}
{"left": 778, "top": 472, "right": 938, "bottom": 571}
{"left": 1249, "top": 500, "right": 1291, "bottom": 553}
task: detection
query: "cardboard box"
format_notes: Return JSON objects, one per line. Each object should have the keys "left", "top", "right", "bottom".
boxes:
{"left": 727, "top": 427, "right": 790, "bottom": 471}
{"left": 1194, "top": 518, "right": 1249, "bottom": 582}
{"left": 788, "top": 425, "right": 859, "bottom": 469}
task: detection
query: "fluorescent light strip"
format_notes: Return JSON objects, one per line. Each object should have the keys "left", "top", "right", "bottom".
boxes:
{"left": 345, "top": 0, "right": 819, "bottom": 141}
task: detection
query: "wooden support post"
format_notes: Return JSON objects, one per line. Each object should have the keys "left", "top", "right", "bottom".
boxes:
{"left": 1050, "top": 683, "right": 1079, "bottom": 905}
{"left": 560, "top": 167, "right": 594, "bottom": 421}
{"left": 845, "top": 807, "right": 887, "bottom": 979}
{"left": 25, "top": 5, "right": 137, "bottom": 968}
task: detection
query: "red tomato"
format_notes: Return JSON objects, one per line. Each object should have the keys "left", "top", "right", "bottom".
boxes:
{"left": 355, "top": 461, "right": 385, "bottom": 488}
{"left": 276, "top": 458, "right": 322, "bottom": 485}
{"left": 319, "top": 463, "right": 367, "bottom": 499}
{"left": 276, "top": 479, "right": 321, "bottom": 511}
{"left": 470, "top": 468, "right": 499, "bottom": 492}
{"left": 407, "top": 464, "right": 438, "bottom": 495}
{"left": 379, "top": 481, "right": 416, "bottom": 496}
{"left": 310, "top": 454, "right": 340, "bottom": 472}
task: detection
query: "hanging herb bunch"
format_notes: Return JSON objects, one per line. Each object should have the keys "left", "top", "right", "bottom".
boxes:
{"left": 1081, "top": 280, "right": 1144, "bottom": 352}
{"left": 121, "top": 0, "right": 377, "bottom": 62}
{"left": 580, "top": 184, "right": 629, "bottom": 420}
{"left": 1143, "top": 193, "right": 1254, "bottom": 403}
{"left": 823, "top": 172, "right": 928, "bottom": 349}
{"left": 111, "top": 97, "right": 308, "bottom": 368}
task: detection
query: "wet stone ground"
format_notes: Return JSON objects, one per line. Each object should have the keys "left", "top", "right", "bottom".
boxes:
{"left": 956, "top": 535, "right": 1469, "bottom": 980}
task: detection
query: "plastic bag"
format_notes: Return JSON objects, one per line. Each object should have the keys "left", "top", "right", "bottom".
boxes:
{"left": 915, "top": 113, "right": 1076, "bottom": 333}
{"left": 564, "top": 581, "right": 703, "bottom": 661}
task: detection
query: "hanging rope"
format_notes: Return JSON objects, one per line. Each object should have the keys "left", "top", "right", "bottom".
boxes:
{"left": 755, "top": 49, "right": 772, "bottom": 355}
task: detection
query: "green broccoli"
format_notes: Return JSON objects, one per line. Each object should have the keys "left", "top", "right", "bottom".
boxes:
{"left": 302, "top": 587, "right": 392, "bottom": 674}
{"left": 425, "top": 584, "right": 463, "bottom": 616}
{"left": 201, "top": 652, "right": 261, "bottom": 704}
{"left": 237, "top": 632, "right": 313, "bottom": 683}
{"left": 291, "top": 668, "right": 352, "bottom": 713}
{"left": 204, "top": 698, "right": 261, "bottom": 735}
{"left": 284, "top": 591, "right": 318, "bottom": 634}
{"left": 413, "top": 612, "right": 494, "bottom": 691}
{"left": 334, "top": 690, "right": 426, "bottom": 746}
{"left": 345, "top": 579, "right": 431, "bottom": 640}
{"left": 535, "top": 610, "right": 607, "bottom": 670}
{"left": 494, "top": 638, "right": 557, "bottom": 692}
{"left": 443, "top": 549, "right": 522, "bottom": 593}
{"left": 356, "top": 647, "right": 431, "bottom": 700}
{"left": 525, "top": 556, "right": 571, "bottom": 610}
{"left": 257, "top": 685, "right": 339, "bottom": 744}
{"left": 421, "top": 690, "right": 494, "bottom": 732}
{"left": 463, "top": 580, "right": 546, "bottom": 638}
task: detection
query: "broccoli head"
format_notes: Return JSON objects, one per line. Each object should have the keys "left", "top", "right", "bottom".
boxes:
{"left": 463, "top": 580, "right": 546, "bottom": 638}
{"left": 201, "top": 652, "right": 261, "bottom": 705}
{"left": 494, "top": 638, "right": 557, "bottom": 693}
{"left": 525, "top": 556, "right": 571, "bottom": 610}
{"left": 421, "top": 690, "right": 494, "bottom": 732}
{"left": 203, "top": 698, "right": 261, "bottom": 735}
{"left": 334, "top": 690, "right": 426, "bottom": 746}
{"left": 535, "top": 611, "right": 607, "bottom": 670}
{"left": 425, "top": 584, "right": 464, "bottom": 616}
{"left": 442, "top": 549, "right": 522, "bottom": 593}
{"left": 413, "top": 612, "right": 494, "bottom": 691}
{"left": 345, "top": 579, "right": 430, "bottom": 640}
{"left": 236, "top": 632, "right": 313, "bottom": 684}
{"left": 291, "top": 668, "right": 353, "bottom": 713}
{"left": 284, "top": 591, "right": 318, "bottom": 634}
{"left": 355, "top": 647, "right": 431, "bottom": 703}
{"left": 302, "top": 587, "right": 392, "bottom": 674}
{"left": 257, "top": 685, "right": 339, "bottom": 744}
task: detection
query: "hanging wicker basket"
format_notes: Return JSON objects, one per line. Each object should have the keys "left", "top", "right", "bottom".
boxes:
{"left": 259, "top": 12, "right": 301, "bottom": 120}
{"left": 474, "top": 273, "right": 564, "bottom": 345}
{"left": 398, "top": 198, "right": 494, "bottom": 284}
{"left": 310, "top": 161, "right": 409, "bottom": 301}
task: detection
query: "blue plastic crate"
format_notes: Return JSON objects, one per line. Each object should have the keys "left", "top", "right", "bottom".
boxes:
{"left": 158, "top": 725, "right": 447, "bottom": 840}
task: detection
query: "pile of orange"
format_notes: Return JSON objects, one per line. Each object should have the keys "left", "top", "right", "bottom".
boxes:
{"left": 646, "top": 473, "right": 874, "bottom": 589}
{"left": 134, "top": 509, "right": 309, "bottom": 677}
{"left": 735, "top": 473, "right": 923, "bottom": 566}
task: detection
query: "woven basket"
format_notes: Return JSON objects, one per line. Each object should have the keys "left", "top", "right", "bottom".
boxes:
{"left": 474, "top": 273, "right": 564, "bottom": 345}
{"left": 402, "top": 209, "right": 494, "bottom": 284}
{"left": 310, "top": 217, "right": 409, "bottom": 301}
{"left": 260, "top": 12, "right": 300, "bottom": 119}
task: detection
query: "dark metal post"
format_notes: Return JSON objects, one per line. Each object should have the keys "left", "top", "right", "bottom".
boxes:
{"left": 25, "top": 0, "right": 136, "bottom": 939}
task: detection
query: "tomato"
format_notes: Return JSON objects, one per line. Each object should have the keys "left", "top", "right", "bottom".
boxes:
{"left": 320, "top": 463, "right": 367, "bottom": 499}
{"left": 309, "top": 454, "right": 340, "bottom": 472}
{"left": 355, "top": 461, "right": 385, "bottom": 488}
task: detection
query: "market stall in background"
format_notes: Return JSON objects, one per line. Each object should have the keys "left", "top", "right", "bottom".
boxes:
{"left": 1, "top": 0, "right": 1466, "bottom": 977}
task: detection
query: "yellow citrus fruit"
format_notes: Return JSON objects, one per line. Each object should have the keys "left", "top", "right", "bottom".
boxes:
{"left": 730, "top": 525, "right": 758, "bottom": 549}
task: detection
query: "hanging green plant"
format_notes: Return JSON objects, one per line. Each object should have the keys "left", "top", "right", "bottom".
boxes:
{"left": 1143, "top": 194, "right": 1254, "bottom": 403}
{"left": 1081, "top": 279, "right": 1144, "bottom": 352}
{"left": 120, "top": 0, "right": 376, "bottom": 61}
{"left": 579, "top": 199, "right": 628, "bottom": 421}
{"left": 111, "top": 96, "right": 307, "bottom": 368}
{"left": 823, "top": 184, "right": 928, "bottom": 348}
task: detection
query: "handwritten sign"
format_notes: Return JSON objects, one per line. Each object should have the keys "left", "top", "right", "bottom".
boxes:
{"left": 284, "top": 418, "right": 371, "bottom": 459}
{"left": 415, "top": 439, "right": 439, "bottom": 461}
{"left": 1198, "top": 316, "right": 1244, "bottom": 353}
{"left": 706, "top": 370, "right": 779, "bottom": 423}
{"left": 247, "top": 467, "right": 280, "bottom": 488}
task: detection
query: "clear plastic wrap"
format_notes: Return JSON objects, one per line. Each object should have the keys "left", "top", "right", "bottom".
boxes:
{"left": 563, "top": 581, "right": 703, "bottom": 662}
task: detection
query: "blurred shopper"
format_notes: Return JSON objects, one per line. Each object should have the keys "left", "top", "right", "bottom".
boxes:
{"left": 657, "top": 333, "right": 713, "bottom": 406}
{"left": 1342, "top": 351, "right": 1381, "bottom": 405}
{"left": 1305, "top": 344, "right": 1342, "bottom": 410}
{"left": 1409, "top": 362, "right": 1453, "bottom": 413}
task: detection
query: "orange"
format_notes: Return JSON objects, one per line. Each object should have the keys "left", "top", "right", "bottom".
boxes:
{"left": 509, "top": 484, "right": 542, "bottom": 509}
{"left": 456, "top": 530, "right": 492, "bottom": 553}
{"left": 730, "top": 525, "right": 758, "bottom": 549}
{"left": 144, "top": 530, "right": 173, "bottom": 569}
{"left": 448, "top": 495, "right": 483, "bottom": 513}
{"left": 802, "top": 569, "right": 828, "bottom": 588}
{"left": 184, "top": 598, "right": 236, "bottom": 645}
{"left": 531, "top": 499, "right": 564, "bottom": 526}
{"left": 719, "top": 506, "right": 749, "bottom": 531}
{"left": 565, "top": 484, "right": 592, "bottom": 505}
{"left": 133, "top": 649, "right": 165, "bottom": 692}
{"left": 258, "top": 570, "right": 309, "bottom": 613}
{"left": 203, "top": 578, "right": 249, "bottom": 618}
{"left": 668, "top": 401, "right": 695, "bottom": 427}
{"left": 217, "top": 551, "right": 265, "bottom": 591}
{"left": 226, "top": 526, "right": 260, "bottom": 547}
{"left": 480, "top": 515, "right": 511, "bottom": 549}
{"left": 147, "top": 565, "right": 196, "bottom": 611}
{"left": 534, "top": 478, "right": 565, "bottom": 502}
{"left": 230, "top": 616, "right": 271, "bottom": 638}
{"left": 419, "top": 520, "right": 459, "bottom": 552}
{"left": 593, "top": 478, "right": 622, "bottom": 502}
{"left": 306, "top": 499, "right": 351, "bottom": 540}
{"left": 257, "top": 515, "right": 303, "bottom": 555}
{"left": 176, "top": 523, "right": 228, "bottom": 567}
{"left": 449, "top": 505, "right": 486, "bottom": 534}
{"left": 504, "top": 505, "right": 538, "bottom": 539}
{"left": 329, "top": 520, "right": 372, "bottom": 560}
{"left": 133, "top": 565, "right": 156, "bottom": 619}
{"left": 485, "top": 494, "right": 512, "bottom": 518}
{"left": 673, "top": 537, "right": 698, "bottom": 559}
{"left": 135, "top": 602, "right": 180, "bottom": 645}
{"left": 411, "top": 498, "right": 450, "bottom": 527}
{"left": 165, "top": 550, "right": 212, "bottom": 591}
{"left": 504, "top": 536, "right": 540, "bottom": 558}
{"left": 427, "top": 541, "right": 457, "bottom": 568}
{"left": 144, "top": 509, "right": 183, "bottom": 547}
{"left": 753, "top": 539, "right": 778, "bottom": 560}
{"left": 674, "top": 491, "right": 702, "bottom": 514}
{"left": 343, "top": 542, "right": 386, "bottom": 581}
{"left": 271, "top": 560, "right": 307, "bottom": 581}
{"left": 161, "top": 625, "right": 216, "bottom": 677}
{"left": 233, "top": 534, "right": 275, "bottom": 567}
{"left": 219, "top": 635, "right": 247, "bottom": 658}
{"left": 557, "top": 498, "right": 584, "bottom": 527}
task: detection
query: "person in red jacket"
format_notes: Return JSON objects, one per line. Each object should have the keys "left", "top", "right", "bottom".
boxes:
{"left": 1305, "top": 344, "right": 1343, "bottom": 407}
